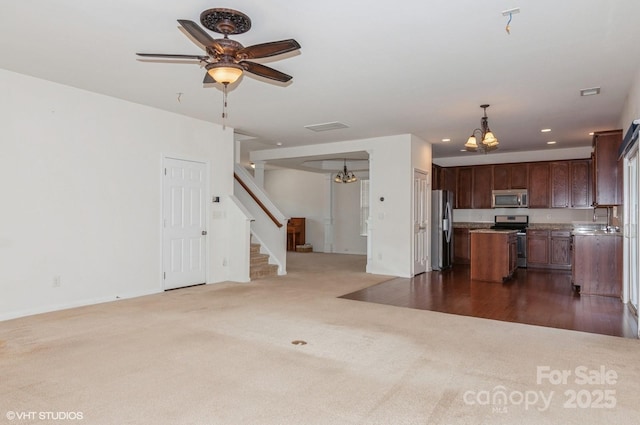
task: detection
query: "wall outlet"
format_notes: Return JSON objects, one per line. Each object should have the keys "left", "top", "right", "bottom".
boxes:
{"left": 53, "top": 276, "right": 61, "bottom": 287}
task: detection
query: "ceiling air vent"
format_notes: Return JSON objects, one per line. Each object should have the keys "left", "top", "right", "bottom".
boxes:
{"left": 304, "top": 121, "right": 350, "bottom": 132}
{"left": 580, "top": 87, "right": 601, "bottom": 96}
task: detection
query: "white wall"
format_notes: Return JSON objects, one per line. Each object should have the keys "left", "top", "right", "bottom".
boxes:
{"left": 264, "top": 168, "right": 367, "bottom": 255}
{"left": 621, "top": 66, "right": 640, "bottom": 129}
{"left": 0, "top": 69, "right": 236, "bottom": 320}
{"left": 254, "top": 134, "right": 431, "bottom": 277}
{"left": 332, "top": 178, "right": 367, "bottom": 255}
{"left": 264, "top": 169, "right": 328, "bottom": 252}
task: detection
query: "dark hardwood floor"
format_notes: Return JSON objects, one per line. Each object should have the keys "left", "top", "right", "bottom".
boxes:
{"left": 341, "top": 265, "right": 638, "bottom": 339}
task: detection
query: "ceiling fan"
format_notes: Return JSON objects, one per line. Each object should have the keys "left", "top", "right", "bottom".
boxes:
{"left": 136, "top": 8, "right": 301, "bottom": 86}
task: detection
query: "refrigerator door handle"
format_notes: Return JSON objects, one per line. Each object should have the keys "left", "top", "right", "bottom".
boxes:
{"left": 444, "top": 200, "right": 453, "bottom": 243}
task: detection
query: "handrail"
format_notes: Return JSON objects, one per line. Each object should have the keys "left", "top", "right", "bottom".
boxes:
{"left": 234, "top": 173, "right": 283, "bottom": 228}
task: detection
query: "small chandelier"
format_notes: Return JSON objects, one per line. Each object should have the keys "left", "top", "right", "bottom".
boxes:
{"left": 464, "top": 104, "right": 499, "bottom": 153}
{"left": 334, "top": 159, "right": 358, "bottom": 184}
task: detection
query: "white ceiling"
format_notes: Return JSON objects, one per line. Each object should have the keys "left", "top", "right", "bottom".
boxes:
{"left": 2, "top": 1, "right": 639, "bottom": 168}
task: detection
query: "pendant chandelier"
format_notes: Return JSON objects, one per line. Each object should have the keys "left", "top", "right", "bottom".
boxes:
{"left": 334, "top": 159, "right": 358, "bottom": 184}
{"left": 464, "top": 104, "right": 499, "bottom": 153}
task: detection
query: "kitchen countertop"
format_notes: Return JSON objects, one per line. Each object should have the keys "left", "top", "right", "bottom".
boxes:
{"left": 571, "top": 229, "right": 623, "bottom": 237}
{"left": 454, "top": 222, "right": 492, "bottom": 229}
{"left": 454, "top": 222, "right": 622, "bottom": 236}
{"left": 469, "top": 229, "right": 518, "bottom": 234}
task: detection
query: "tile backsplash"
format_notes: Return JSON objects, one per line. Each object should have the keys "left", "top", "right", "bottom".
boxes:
{"left": 453, "top": 207, "right": 612, "bottom": 225}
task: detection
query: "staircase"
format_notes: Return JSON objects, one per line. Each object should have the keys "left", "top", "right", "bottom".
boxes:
{"left": 250, "top": 243, "right": 279, "bottom": 280}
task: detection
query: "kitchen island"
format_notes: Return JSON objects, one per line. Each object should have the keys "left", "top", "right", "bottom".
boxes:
{"left": 470, "top": 229, "right": 518, "bottom": 282}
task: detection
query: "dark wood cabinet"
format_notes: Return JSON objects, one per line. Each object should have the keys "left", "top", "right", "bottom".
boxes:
{"left": 511, "top": 165, "right": 528, "bottom": 189}
{"left": 570, "top": 160, "right": 592, "bottom": 208}
{"left": 445, "top": 158, "right": 590, "bottom": 210}
{"left": 472, "top": 166, "right": 493, "bottom": 209}
{"left": 493, "top": 163, "right": 528, "bottom": 190}
{"left": 527, "top": 230, "right": 550, "bottom": 267}
{"left": 592, "top": 129, "right": 623, "bottom": 206}
{"left": 572, "top": 235, "right": 622, "bottom": 298}
{"left": 528, "top": 229, "right": 571, "bottom": 270}
{"left": 456, "top": 167, "right": 473, "bottom": 209}
{"left": 551, "top": 160, "right": 592, "bottom": 209}
{"left": 551, "top": 161, "right": 570, "bottom": 208}
{"left": 528, "top": 163, "right": 551, "bottom": 208}
{"left": 470, "top": 231, "right": 518, "bottom": 282}
{"left": 287, "top": 217, "right": 305, "bottom": 251}
{"left": 453, "top": 227, "right": 470, "bottom": 264}
{"left": 432, "top": 165, "right": 457, "bottom": 205}
{"left": 550, "top": 231, "right": 571, "bottom": 269}
{"left": 432, "top": 164, "right": 443, "bottom": 189}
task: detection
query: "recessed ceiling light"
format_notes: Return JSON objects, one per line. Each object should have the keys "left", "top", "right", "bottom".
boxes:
{"left": 580, "top": 87, "right": 601, "bottom": 96}
{"left": 588, "top": 132, "right": 594, "bottom": 136}
{"left": 541, "top": 128, "right": 551, "bottom": 133}
{"left": 547, "top": 141, "right": 557, "bottom": 145}
{"left": 276, "top": 142, "right": 283, "bottom": 146}
{"left": 442, "top": 138, "right": 451, "bottom": 142}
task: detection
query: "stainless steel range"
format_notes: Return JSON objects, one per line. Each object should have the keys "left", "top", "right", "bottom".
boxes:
{"left": 490, "top": 215, "right": 529, "bottom": 268}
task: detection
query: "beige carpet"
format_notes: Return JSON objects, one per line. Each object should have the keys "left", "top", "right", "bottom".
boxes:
{"left": 1, "top": 252, "right": 639, "bottom": 425}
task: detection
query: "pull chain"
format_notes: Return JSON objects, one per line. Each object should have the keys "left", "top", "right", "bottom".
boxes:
{"left": 221, "top": 83, "right": 228, "bottom": 129}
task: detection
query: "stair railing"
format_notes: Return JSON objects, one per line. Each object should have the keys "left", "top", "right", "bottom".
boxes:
{"left": 233, "top": 164, "right": 288, "bottom": 275}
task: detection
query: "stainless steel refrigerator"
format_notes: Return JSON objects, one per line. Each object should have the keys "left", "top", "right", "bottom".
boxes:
{"left": 431, "top": 190, "right": 453, "bottom": 270}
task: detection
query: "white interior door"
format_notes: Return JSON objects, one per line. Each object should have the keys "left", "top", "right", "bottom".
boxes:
{"left": 163, "top": 158, "right": 207, "bottom": 290}
{"left": 413, "top": 169, "right": 429, "bottom": 275}
{"left": 627, "top": 149, "right": 638, "bottom": 314}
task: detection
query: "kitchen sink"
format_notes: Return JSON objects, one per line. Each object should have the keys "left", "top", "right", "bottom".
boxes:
{"left": 571, "top": 226, "right": 621, "bottom": 235}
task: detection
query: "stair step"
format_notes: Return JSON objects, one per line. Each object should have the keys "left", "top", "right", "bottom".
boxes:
{"left": 250, "top": 253, "right": 269, "bottom": 266}
{"left": 249, "top": 242, "right": 278, "bottom": 280}
{"left": 250, "top": 263, "right": 279, "bottom": 280}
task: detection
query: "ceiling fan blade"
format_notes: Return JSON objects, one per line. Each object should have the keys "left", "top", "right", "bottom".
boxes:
{"left": 237, "top": 39, "right": 301, "bottom": 59}
{"left": 177, "top": 19, "right": 223, "bottom": 53}
{"left": 240, "top": 61, "right": 292, "bottom": 82}
{"left": 136, "top": 53, "right": 208, "bottom": 60}
{"left": 203, "top": 72, "right": 215, "bottom": 84}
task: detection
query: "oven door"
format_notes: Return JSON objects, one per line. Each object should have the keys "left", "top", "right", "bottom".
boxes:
{"left": 516, "top": 232, "right": 527, "bottom": 268}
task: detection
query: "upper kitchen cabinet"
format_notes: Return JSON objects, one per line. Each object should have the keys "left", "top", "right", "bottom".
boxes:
{"left": 456, "top": 167, "right": 473, "bottom": 209}
{"left": 528, "top": 162, "right": 551, "bottom": 208}
{"left": 570, "top": 159, "right": 592, "bottom": 208}
{"left": 551, "top": 161, "right": 570, "bottom": 208}
{"left": 592, "top": 129, "right": 623, "bottom": 206}
{"left": 472, "top": 166, "right": 493, "bottom": 209}
{"left": 433, "top": 165, "right": 457, "bottom": 203}
{"left": 493, "top": 163, "right": 528, "bottom": 190}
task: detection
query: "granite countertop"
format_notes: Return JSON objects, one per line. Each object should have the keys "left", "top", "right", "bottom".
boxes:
{"left": 454, "top": 222, "right": 622, "bottom": 236}
{"left": 527, "top": 223, "right": 573, "bottom": 231}
{"left": 469, "top": 229, "right": 518, "bottom": 234}
{"left": 571, "top": 229, "right": 623, "bottom": 237}
{"left": 454, "top": 222, "right": 492, "bottom": 229}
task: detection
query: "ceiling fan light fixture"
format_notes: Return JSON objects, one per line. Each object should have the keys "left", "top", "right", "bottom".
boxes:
{"left": 207, "top": 63, "right": 243, "bottom": 84}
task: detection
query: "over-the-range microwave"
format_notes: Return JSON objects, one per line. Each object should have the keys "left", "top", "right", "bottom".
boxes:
{"left": 492, "top": 189, "right": 528, "bottom": 208}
